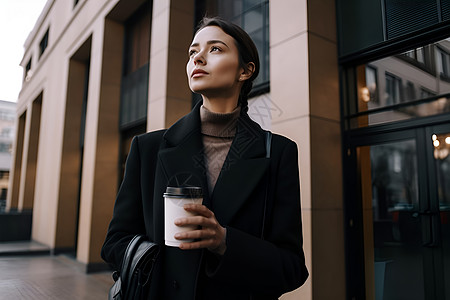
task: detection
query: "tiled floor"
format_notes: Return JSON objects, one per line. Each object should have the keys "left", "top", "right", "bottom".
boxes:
{"left": 0, "top": 242, "right": 112, "bottom": 300}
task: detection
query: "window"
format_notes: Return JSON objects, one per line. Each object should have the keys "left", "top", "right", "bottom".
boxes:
{"left": 399, "top": 46, "right": 434, "bottom": 74}
{"left": 120, "top": 1, "right": 151, "bottom": 129}
{"left": 420, "top": 87, "right": 435, "bottom": 98}
{"left": 385, "top": 73, "right": 402, "bottom": 105}
{"left": 0, "top": 143, "right": 11, "bottom": 153}
{"left": 24, "top": 58, "right": 32, "bottom": 81}
{"left": 198, "top": 0, "right": 270, "bottom": 94}
{"left": 39, "top": 29, "right": 49, "bottom": 58}
{"left": 365, "top": 66, "right": 378, "bottom": 103}
{"left": 0, "top": 188, "right": 7, "bottom": 200}
{"left": 403, "top": 47, "right": 426, "bottom": 64}
{"left": 436, "top": 46, "right": 450, "bottom": 79}
{"left": 0, "top": 172, "right": 9, "bottom": 181}
{"left": 0, "top": 111, "right": 14, "bottom": 121}
{"left": 405, "top": 81, "right": 415, "bottom": 100}
{"left": 0, "top": 128, "right": 13, "bottom": 138}
{"left": 344, "top": 38, "right": 450, "bottom": 129}
{"left": 123, "top": 6, "right": 151, "bottom": 76}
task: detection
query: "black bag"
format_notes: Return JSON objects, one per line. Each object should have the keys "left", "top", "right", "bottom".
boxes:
{"left": 109, "top": 235, "right": 160, "bottom": 300}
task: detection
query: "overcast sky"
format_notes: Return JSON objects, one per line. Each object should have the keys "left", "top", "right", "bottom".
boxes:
{"left": 0, "top": 0, "right": 48, "bottom": 102}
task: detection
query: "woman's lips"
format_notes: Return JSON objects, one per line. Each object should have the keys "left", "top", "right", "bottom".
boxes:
{"left": 191, "top": 69, "right": 208, "bottom": 78}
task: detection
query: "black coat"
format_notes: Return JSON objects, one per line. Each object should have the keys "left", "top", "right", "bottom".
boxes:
{"left": 101, "top": 102, "right": 308, "bottom": 299}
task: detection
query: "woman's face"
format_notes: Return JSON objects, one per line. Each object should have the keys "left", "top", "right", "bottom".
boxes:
{"left": 186, "top": 26, "right": 244, "bottom": 99}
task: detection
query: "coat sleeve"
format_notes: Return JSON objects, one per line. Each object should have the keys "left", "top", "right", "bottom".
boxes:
{"left": 101, "top": 136, "right": 146, "bottom": 270}
{"left": 205, "top": 138, "right": 309, "bottom": 296}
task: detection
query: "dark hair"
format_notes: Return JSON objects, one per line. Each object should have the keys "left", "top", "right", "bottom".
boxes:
{"left": 195, "top": 17, "right": 260, "bottom": 113}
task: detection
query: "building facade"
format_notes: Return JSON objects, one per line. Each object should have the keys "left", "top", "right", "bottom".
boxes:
{"left": 9, "top": 0, "right": 450, "bottom": 299}
{"left": 0, "top": 100, "right": 16, "bottom": 212}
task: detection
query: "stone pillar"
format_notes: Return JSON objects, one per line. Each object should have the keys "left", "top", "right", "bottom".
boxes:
{"left": 307, "top": 1, "right": 345, "bottom": 299}
{"left": 76, "top": 19, "right": 123, "bottom": 270}
{"left": 54, "top": 44, "right": 90, "bottom": 252}
{"left": 7, "top": 111, "right": 27, "bottom": 212}
{"left": 270, "top": 0, "right": 345, "bottom": 299}
{"left": 19, "top": 95, "right": 42, "bottom": 211}
{"left": 147, "top": 0, "right": 195, "bottom": 131}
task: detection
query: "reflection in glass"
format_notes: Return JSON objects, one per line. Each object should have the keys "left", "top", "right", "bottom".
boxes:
{"left": 385, "top": 73, "right": 402, "bottom": 105}
{"left": 365, "top": 66, "right": 378, "bottom": 103}
{"left": 350, "top": 38, "right": 450, "bottom": 128}
{"left": 359, "top": 140, "right": 424, "bottom": 300}
{"left": 432, "top": 132, "right": 450, "bottom": 299}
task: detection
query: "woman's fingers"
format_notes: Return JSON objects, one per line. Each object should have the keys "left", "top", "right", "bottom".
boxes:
{"left": 173, "top": 204, "right": 226, "bottom": 253}
{"left": 183, "top": 203, "right": 213, "bottom": 217}
{"left": 174, "top": 228, "right": 221, "bottom": 250}
{"left": 174, "top": 215, "right": 215, "bottom": 227}
{"left": 174, "top": 227, "right": 216, "bottom": 239}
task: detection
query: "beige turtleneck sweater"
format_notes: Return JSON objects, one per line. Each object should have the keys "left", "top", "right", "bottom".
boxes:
{"left": 200, "top": 105, "right": 241, "bottom": 195}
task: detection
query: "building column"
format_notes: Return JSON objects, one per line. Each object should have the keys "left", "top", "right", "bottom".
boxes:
{"left": 271, "top": 0, "right": 344, "bottom": 299}
{"left": 76, "top": 18, "right": 123, "bottom": 271}
{"left": 18, "top": 95, "right": 42, "bottom": 211}
{"left": 54, "top": 37, "right": 91, "bottom": 253}
{"left": 7, "top": 111, "right": 27, "bottom": 212}
{"left": 307, "top": 1, "right": 345, "bottom": 298}
{"left": 8, "top": 94, "right": 42, "bottom": 213}
{"left": 147, "top": 0, "right": 195, "bottom": 131}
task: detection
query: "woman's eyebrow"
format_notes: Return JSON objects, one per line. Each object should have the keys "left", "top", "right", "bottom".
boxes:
{"left": 189, "top": 40, "right": 229, "bottom": 49}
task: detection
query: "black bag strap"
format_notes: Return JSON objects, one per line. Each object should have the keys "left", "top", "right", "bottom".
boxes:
{"left": 118, "top": 235, "right": 160, "bottom": 299}
{"left": 120, "top": 235, "right": 144, "bottom": 289}
{"left": 261, "top": 131, "right": 272, "bottom": 239}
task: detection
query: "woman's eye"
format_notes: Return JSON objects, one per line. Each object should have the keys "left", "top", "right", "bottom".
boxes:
{"left": 189, "top": 50, "right": 197, "bottom": 57}
{"left": 210, "top": 46, "right": 221, "bottom": 52}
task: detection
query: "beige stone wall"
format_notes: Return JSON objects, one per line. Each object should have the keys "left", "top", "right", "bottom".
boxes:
{"left": 14, "top": 0, "right": 128, "bottom": 266}
{"left": 307, "top": 0, "right": 345, "bottom": 298}
{"left": 13, "top": 0, "right": 346, "bottom": 294}
{"left": 148, "top": 0, "right": 194, "bottom": 130}
{"left": 269, "top": 0, "right": 344, "bottom": 299}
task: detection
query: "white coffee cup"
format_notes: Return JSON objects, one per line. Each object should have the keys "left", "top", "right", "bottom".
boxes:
{"left": 164, "top": 186, "right": 203, "bottom": 247}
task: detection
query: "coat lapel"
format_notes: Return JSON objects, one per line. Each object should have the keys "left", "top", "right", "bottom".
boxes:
{"left": 156, "top": 102, "right": 269, "bottom": 227}
{"left": 157, "top": 102, "right": 210, "bottom": 205}
{"left": 211, "top": 114, "right": 269, "bottom": 225}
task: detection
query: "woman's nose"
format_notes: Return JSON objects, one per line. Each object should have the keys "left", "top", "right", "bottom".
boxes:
{"left": 193, "top": 52, "right": 205, "bottom": 65}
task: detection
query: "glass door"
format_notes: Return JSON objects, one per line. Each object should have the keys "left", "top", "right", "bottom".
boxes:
{"left": 349, "top": 123, "right": 450, "bottom": 300}
{"left": 426, "top": 124, "right": 450, "bottom": 300}
{"left": 357, "top": 134, "right": 426, "bottom": 300}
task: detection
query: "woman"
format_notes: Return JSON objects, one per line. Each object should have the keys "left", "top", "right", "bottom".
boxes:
{"left": 101, "top": 16, "right": 308, "bottom": 299}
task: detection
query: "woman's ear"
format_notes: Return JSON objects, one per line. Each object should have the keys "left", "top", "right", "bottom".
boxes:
{"left": 239, "top": 62, "right": 255, "bottom": 81}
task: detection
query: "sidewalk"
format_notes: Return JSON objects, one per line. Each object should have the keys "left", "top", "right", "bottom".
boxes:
{"left": 0, "top": 241, "right": 112, "bottom": 300}
{"left": 0, "top": 240, "right": 50, "bottom": 256}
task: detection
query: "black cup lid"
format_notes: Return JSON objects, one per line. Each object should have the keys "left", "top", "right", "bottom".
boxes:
{"left": 164, "top": 186, "right": 203, "bottom": 197}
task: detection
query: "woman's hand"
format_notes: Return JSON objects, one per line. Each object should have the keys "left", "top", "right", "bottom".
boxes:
{"left": 174, "top": 204, "right": 227, "bottom": 255}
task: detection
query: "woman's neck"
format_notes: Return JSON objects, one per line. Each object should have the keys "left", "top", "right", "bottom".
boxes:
{"left": 201, "top": 95, "right": 239, "bottom": 113}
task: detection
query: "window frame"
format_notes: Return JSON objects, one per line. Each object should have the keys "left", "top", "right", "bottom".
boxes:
{"left": 24, "top": 57, "right": 32, "bottom": 82}
{"left": 436, "top": 45, "right": 450, "bottom": 81}
{"left": 385, "top": 72, "right": 402, "bottom": 105}
{"left": 39, "top": 28, "right": 49, "bottom": 59}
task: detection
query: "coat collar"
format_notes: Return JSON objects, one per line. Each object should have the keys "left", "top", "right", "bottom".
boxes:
{"left": 163, "top": 101, "right": 266, "bottom": 159}
{"left": 158, "top": 101, "right": 269, "bottom": 225}
{"left": 163, "top": 101, "right": 203, "bottom": 147}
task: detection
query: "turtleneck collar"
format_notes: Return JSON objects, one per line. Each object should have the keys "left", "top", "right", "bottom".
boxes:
{"left": 200, "top": 105, "right": 241, "bottom": 138}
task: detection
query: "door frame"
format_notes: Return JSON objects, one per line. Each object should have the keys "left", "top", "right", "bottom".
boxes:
{"left": 343, "top": 115, "right": 450, "bottom": 299}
